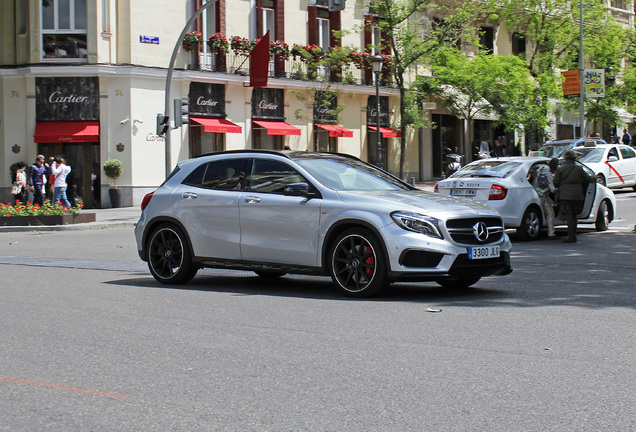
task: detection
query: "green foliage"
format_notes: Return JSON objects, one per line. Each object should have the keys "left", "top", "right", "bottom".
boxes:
{"left": 103, "top": 159, "right": 123, "bottom": 188}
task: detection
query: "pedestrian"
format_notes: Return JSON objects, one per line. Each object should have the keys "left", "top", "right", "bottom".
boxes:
{"left": 553, "top": 150, "right": 597, "bottom": 243}
{"left": 11, "top": 161, "right": 27, "bottom": 205}
{"left": 493, "top": 139, "right": 506, "bottom": 157}
{"left": 50, "top": 155, "right": 72, "bottom": 207}
{"left": 478, "top": 137, "right": 490, "bottom": 158}
{"left": 28, "top": 155, "right": 48, "bottom": 206}
{"left": 532, "top": 158, "right": 559, "bottom": 239}
{"left": 621, "top": 129, "right": 631, "bottom": 146}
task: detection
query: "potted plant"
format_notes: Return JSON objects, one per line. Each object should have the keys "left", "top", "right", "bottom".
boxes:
{"left": 103, "top": 159, "right": 123, "bottom": 208}
{"left": 182, "top": 31, "right": 202, "bottom": 52}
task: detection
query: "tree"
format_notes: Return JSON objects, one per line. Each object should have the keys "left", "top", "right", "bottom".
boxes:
{"left": 371, "top": 0, "right": 489, "bottom": 178}
{"left": 497, "top": 0, "right": 627, "bottom": 138}
{"left": 429, "top": 50, "right": 538, "bottom": 157}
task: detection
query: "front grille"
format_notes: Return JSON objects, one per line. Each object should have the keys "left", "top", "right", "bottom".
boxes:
{"left": 446, "top": 217, "right": 504, "bottom": 245}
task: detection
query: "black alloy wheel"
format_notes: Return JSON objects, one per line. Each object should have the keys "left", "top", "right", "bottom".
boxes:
{"left": 517, "top": 206, "right": 542, "bottom": 241}
{"left": 329, "top": 228, "right": 388, "bottom": 297}
{"left": 147, "top": 224, "right": 197, "bottom": 284}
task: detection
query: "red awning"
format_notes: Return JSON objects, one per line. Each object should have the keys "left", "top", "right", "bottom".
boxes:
{"left": 315, "top": 124, "right": 354, "bottom": 138}
{"left": 368, "top": 126, "right": 401, "bottom": 138}
{"left": 253, "top": 120, "right": 301, "bottom": 136}
{"left": 191, "top": 117, "right": 242, "bottom": 133}
{"left": 34, "top": 121, "right": 100, "bottom": 143}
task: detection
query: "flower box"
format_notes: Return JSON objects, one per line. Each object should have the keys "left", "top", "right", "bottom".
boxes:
{"left": 0, "top": 213, "right": 96, "bottom": 227}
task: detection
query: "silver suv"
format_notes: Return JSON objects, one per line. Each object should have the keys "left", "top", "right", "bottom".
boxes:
{"left": 134, "top": 151, "right": 512, "bottom": 297}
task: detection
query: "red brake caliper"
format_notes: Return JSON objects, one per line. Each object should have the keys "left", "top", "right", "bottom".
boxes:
{"left": 364, "top": 246, "right": 374, "bottom": 277}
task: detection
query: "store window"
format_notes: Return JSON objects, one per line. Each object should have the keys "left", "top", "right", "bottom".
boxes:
{"left": 42, "top": 0, "right": 88, "bottom": 60}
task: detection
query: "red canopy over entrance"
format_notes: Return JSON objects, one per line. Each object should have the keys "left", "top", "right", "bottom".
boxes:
{"left": 34, "top": 121, "right": 100, "bottom": 143}
{"left": 191, "top": 117, "right": 242, "bottom": 133}
{"left": 253, "top": 120, "right": 301, "bottom": 136}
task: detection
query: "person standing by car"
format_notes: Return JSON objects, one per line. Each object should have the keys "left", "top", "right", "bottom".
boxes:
{"left": 553, "top": 150, "right": 597, "bottom": 243}
{"left": 532, "top": 158, "right": 559, "bottom": 239}
{"left": 493, "top": 139, "right": 506, "bottom": 158}
{"left": 50, "top": 156, "right": 72, "bottom": 207}
{"left": 478, "top": 138, "right": 490, "bottom": 158}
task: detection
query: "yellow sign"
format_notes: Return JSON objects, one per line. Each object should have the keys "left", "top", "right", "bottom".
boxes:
{"left": 584, "top": 69, "right": 605, "bottom": 98}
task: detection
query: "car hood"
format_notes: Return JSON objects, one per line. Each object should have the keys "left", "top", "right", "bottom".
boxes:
{"left": 336, "top": 189, "right": 501, "bottom": 218}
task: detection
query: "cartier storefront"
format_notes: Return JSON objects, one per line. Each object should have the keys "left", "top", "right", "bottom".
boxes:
{"left": 34, "top": 77, "right": 101, "bottom": 208}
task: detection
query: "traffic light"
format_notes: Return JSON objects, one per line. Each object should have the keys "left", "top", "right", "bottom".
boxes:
{"left": 173, "top": 97, "right": 189, "bottom": 128}
{"left": 328, "top": 0, "right": 345, "bottom": 12}
{"left": 156, "top": 114, "right": 169, "bottom": 136}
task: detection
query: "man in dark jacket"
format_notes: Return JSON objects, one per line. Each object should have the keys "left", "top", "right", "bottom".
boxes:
{"left": 28, "top": 155, "right": 48, "bottom": 206}
{"left": 553, "top": 150, "right": 597, "bottom": 243}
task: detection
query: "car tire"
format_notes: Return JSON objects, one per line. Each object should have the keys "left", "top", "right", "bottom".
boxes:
{"left": 596, "top": 174, "right": 606, "bottom": 186}
{"left": 328, "top": 228, "right": 388, "bottom": 297}
{"left": 595, "top": 200, "right": 610, "bottom": 231}
{"left": 516, "top": 206, "right": 542, "bottom": 241}
{"left": 147, "top": 224, "right": 198, "bottom": 284}
{"left": 436, "top": 276, "right": 481, "bottom": 289}
{"left": 254, "top": 270, "right": 287, "bottom": 279}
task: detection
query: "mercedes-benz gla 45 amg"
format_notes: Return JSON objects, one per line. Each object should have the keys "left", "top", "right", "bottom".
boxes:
{"left": 135, "top": 151, "right": 512, "bottom": 297}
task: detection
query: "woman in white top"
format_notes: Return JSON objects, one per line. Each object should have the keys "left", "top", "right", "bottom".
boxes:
{"left": 50, "top": 156, "right": 72, "bottom": 207}
{"left": 12, "top": 161, "right": 27, "bottom": 204}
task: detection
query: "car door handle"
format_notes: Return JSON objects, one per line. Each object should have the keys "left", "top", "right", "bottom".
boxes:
{"left": 244, "top": 196, "right": 261, "bottom": 204}
{"left": 182, "top": 192, "right": 198, "bottom": 200}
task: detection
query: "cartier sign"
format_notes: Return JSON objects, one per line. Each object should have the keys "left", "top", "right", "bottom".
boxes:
{"left": 366, "top": 95, "right": 390, "bottom": 127}
{"left": 252, "top": 88, "right": 284, "bottom": 120}
{"left": 189, "top": 82, "right": 225, "bottom": 117}
{"left": 36, "top": 77, "right": 99, "bottom": 121}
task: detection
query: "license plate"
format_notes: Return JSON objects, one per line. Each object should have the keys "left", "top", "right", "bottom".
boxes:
{"left": 468, "top": 246, "right": 500, "bottom": 259}
{"left": 451, "top": 188, "right": 476, "bottom": 197}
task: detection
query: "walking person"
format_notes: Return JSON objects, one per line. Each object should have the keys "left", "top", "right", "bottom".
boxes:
{"left": 50, "top": 156, "right": 72, "bottom": 207}
{"left": 11, "top": 162, "right": 27, "bottom": 204}
{"left": 553, "top": 150, "right": 597, "bottom": 243}
{"left": 478, "top": 137, "right": 490, "bottom": 158}
{"left": 28, "top": 155, "right": 48, "bottom": 206}
{"left": 493, "top": 139, "right": 506, "bottom": 158}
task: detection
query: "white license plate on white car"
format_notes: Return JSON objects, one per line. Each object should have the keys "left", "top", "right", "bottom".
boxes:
{"left": 468, "top": 246, "right": 500, "bottom": 259}
{"left": 451, "top": 188, "right": 476, "bottom": 197}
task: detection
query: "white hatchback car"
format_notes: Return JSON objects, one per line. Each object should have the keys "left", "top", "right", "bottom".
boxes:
{"left": 434, "top": 157, "right": 617, "bottom": 241}
{"left": 573, "top": 143, "right": 636, "bottom": 190}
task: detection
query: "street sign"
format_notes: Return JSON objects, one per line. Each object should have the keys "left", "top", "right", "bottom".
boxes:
{"left": 140, "top": 35, "right": 159, "bottom": 44}
{"left": 561, "top": 70, "right": 580, "bottom": 98}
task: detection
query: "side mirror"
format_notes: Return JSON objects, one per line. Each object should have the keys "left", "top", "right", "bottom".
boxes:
{"left": 284, "top": 182, "right": 312, "bottom": 197}
{"left": 608, "top": 155, "right": 619, "bottom": 162}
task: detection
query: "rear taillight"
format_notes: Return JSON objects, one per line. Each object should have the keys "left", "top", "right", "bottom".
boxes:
{"left": 141, "top": 191, "right": 155, "bottom": 211}
{"left": 488, "top": 184, "right": 507, "bottom": 200}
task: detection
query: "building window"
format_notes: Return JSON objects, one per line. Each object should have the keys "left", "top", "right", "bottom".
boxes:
{"left": 479, "top": 27, "right": 494, "bottom": 54}
{"left": 42, "top": 0, "right": 88, "bottom": 60}
{"left": 512, "top": 33, "right": 526, "bottom": 58}
{"left": 610, "top": 0, "right": 628, "bottom": 10}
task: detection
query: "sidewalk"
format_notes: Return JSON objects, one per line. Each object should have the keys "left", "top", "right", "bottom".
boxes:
{"left": 0, "top": 181, "right": 439, "bottom": 233}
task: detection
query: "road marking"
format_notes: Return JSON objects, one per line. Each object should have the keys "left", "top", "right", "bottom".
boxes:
{"left": 0, "top": 376, "right": 130, "bottom": 399}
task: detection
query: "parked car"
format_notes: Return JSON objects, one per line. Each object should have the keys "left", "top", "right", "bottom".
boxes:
{"left": 434, "top": 157, "right": 616, "bottom": 241}
{"left": 537, "top": 138, "right": 607, "bottom": 158}
{"left": 134, "top": 150, "right": 513, "bottom": 297}
{"left": 572, "top": 143, "right": 636, "bottom": 190}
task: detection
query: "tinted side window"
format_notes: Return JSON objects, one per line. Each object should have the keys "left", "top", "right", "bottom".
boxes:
{"left": 201, "top": 159, "right": 248, "bottom": 190}
{"left": 182, "top": 164, "right": 206, "bottom": 187}
{"left": 608, "top": 147, "right": 620, "bottom": 159}
{"left": 620, "top": 146, "right": 636, "bottom": 159}
{"left": 248, "top": 159, "right": 304, "bottom": 194}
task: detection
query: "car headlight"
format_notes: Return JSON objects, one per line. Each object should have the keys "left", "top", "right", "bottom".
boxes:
{"left": 391, "top": 211, "right": 443, "bottom": 239}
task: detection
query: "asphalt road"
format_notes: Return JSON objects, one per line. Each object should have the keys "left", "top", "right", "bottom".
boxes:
{"left": 0, "top": 190, "right": 635, "bottom": 431}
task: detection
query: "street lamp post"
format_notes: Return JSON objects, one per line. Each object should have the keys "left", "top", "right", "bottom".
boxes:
{"left": 372, "top": 55, "right": 384, "bottom": 170}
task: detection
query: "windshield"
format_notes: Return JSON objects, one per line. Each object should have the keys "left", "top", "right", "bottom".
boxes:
{"left": 574, "top": 148, "right": 605, "bottom": 163}
{"left": 452, "top": 160, "right": 522, "bottom": 179}
{"left": 539, "top": 143, "right": 573, "bottom": 158}
{"left": 295, "top": 156, "right": 409, "bottom": 191}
